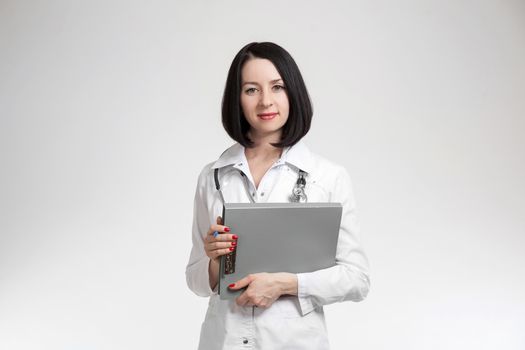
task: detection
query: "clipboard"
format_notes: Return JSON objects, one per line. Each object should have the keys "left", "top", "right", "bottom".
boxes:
{"left": 218, "top": 202, "right": 342, "bottom": 300}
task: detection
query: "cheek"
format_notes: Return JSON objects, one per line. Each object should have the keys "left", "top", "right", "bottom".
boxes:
{"left": 240, "top": 95, "right": 247, "bottom": 110}
{"left": 277, "top": 95, "right": 290, "bottom": 114}
{"left": 240, "top": 96, "right": 255, "bottom": 114}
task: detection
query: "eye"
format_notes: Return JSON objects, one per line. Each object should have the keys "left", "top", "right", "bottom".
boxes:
{"left": 244, "top": 87, "right": 258, "bottom": 95}
{"left": 272, "top": 85, "right": 286, "bottom": 92}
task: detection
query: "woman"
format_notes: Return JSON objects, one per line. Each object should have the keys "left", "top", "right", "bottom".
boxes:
{"left": 186, "top": 42, "right": 370, "bottom": 349}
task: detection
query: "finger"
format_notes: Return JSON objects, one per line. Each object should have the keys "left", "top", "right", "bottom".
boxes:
{"left": 207, "top": 224, "right": 231, "bottom": 236}
{"left": 235, "top": 291, "right": 250, "bottom": 307}
{"left": 207, "top": 241, "right": 236, "bottom": 250}
{"left": 235, "top": 292, "right": 258, "bottom": 307}
{"left": 216, "top": 216, "right": 223, "bottom": 225}
{"left": 213, "top": 233, "right": 238, "bottom": 242}
{"left": 207, "top": 225, "right": 228, "bottom": 235}
{"left": 210, "top": 247, "right": 235, "bottom": 258}
{"left": 229, "top": 274, "right": 253, "bottom": 290}
{"left": 204, "top": 234, "right": 237, "bottom": 247}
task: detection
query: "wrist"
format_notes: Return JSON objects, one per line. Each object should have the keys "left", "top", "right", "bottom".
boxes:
{"left": 210, "top": 257, "right": 220, "bottom": 266}
{"left": 208, "top": 258, "right": 220, "bottom": 291}
{"left": 277, "top": 272, "right": 298, "bottom": 296}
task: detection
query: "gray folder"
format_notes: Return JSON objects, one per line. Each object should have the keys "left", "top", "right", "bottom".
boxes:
{"left": 218, "top": 202, "right": 342, "bottom": 300}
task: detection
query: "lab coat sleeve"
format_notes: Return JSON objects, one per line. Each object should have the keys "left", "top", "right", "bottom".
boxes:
{"left": 185, "top": 167, "right": 216, "bottom": 297}
{"left": 296, "top": 166, "right": 370, "bottom": 316}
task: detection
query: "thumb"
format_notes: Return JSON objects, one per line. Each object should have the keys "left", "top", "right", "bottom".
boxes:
{"left": 216, "top": 216, "right": 223, "bottom": 225}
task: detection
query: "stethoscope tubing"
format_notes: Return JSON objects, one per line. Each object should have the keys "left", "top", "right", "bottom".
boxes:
{"left": 214, "top": 167, "right": 307, "bottom": 204}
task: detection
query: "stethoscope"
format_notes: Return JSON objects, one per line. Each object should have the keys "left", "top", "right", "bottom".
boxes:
{"left": 214, "top": 167, "right": 308, "bottom": 204}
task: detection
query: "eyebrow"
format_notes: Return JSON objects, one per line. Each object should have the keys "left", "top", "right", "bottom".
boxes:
{"left": 242, "top": 78, "right": 283, "bottom": 86}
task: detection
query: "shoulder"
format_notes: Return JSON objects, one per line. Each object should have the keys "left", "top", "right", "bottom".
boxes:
{"left": 307, "top": 148, "right": 351, "bottom": 185}
{"left": 306, "top": 149, "right": 356, "bottom": 204}
{"left": 194, "top": 162, "right": 215, "bottom": 201}
{"left": 195, "top": 143, "right": 241, "bottom": 189}
{"left": 196, "top": 161, "right": 215, "bottom": 184}
{"left": 283, "top": 141, "right": 352, "bottom": 192}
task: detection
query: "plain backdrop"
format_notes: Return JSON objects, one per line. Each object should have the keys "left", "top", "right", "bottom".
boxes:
{"left": 1, "top": 0, "right": 524, "bottom": 349}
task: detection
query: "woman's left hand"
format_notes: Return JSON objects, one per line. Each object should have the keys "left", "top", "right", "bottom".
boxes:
{"left": 229, "top": 272, "right": 298, "bottom": 308}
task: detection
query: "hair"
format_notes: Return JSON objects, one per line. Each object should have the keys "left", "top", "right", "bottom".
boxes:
{"left": 221, "top": 42, "right": 313, "bottom": 148}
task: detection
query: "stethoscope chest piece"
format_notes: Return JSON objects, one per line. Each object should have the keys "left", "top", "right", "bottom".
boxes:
{"left": 290, "top": 170, "right": 308, "bottom": 203}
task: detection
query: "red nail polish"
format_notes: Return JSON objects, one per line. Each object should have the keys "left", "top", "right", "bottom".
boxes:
{"left": 232, "top": 235, "right": 238, "bottom": 240}
{"left": 224, "top": 227, "right": 230, "bottom": 232}
{"left": 228, "top": 283, "right": 235, "bottom": 288}
{"left": 231, "top": 241, "right": 237, "bottom": 247}
{"left": 229, "top": 247, "right": 235, "bottom": 251}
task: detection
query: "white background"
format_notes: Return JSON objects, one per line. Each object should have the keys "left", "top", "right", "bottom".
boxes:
{"left": 1, "top": 0, "right": 524, "bottom": 349}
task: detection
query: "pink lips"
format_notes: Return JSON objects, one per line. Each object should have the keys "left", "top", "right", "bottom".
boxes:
{"left": 258, "top": 112, "right": 278, "bottom": 120}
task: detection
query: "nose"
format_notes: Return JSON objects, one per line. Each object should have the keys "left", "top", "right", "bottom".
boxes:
{"left": 258, "top": 89, "right": 273, "bottom": 109}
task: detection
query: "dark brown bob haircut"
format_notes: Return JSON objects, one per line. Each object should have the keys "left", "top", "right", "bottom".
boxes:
{"left": 221, "top": 42, "right": 313, "bottom": 148}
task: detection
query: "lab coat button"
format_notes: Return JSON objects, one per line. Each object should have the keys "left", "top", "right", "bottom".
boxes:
{"left": 242, "top": 338, "right": 248, "bottom": 344}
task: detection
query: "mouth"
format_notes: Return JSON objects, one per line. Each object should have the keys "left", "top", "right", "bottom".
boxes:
{"left": 257, "top": 112, "right": 278, "bottom": 120}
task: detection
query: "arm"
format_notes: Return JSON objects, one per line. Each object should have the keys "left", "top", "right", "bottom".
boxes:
{"left": 229, "top": 272, "right": 298, "bottom": 307}
{"left": 229, "top": 168, "right": 368, "bottom": 310}
{"left": 185, "top": 172, "right": 215, "bottom": 297}
{"left": 185, "top": 168, "right": 238, "bottom": 297}
{"left": 296, "top": 167, "right": 370, "bottom": 315}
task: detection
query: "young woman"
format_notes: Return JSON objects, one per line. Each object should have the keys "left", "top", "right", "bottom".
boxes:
{"left": 186, "top": 42, "right": 370, "bottom": 349}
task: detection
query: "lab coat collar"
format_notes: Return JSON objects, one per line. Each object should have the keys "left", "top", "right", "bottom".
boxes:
{"left": 211, "top": 140, "right": 314, "bottom": 174}
{"left": 281, "top": 140, "right": 314, "bottom": 174}
{"left": 211, "top": 143, "right": 246, "bottom": 169}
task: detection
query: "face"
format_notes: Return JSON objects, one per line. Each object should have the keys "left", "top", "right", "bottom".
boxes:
{"left": 240, "top": 58, "right": 290, "bottom": 141}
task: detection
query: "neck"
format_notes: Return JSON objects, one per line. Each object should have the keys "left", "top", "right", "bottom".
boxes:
{"left": 245, "top": 130, "right": 283, "bottom": 161}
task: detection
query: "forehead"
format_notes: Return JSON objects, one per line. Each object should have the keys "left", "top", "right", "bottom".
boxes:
{"left": 241, "top": 58, "right": 282, "bottom": 83}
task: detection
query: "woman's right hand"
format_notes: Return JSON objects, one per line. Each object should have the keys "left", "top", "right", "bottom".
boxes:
{"left": 204, "top": 216, "right": 238, "bottom": 262}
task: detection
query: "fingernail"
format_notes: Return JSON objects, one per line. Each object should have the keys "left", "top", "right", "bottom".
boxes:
{"left": 232, "top": 235, "right": 238, "bottom": 240}
{"left": 228, "top": 283, "right": 235, "bottom": 288}
{"left": 224, "top": 227, "right": 230, "bottom": 232}
{"left": 229, "top": 247, "right": 235, "bottom": 251}
{"left": 231, "top": 241, "right": 237, "bottom": 247}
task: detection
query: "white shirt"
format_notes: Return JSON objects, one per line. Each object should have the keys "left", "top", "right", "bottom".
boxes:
{"left": 186, "top": 141, "right": 370, "bottom": 350}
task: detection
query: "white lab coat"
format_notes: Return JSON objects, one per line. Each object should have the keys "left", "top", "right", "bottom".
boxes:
{"left": 186, "top": 141, "right": 370, "bottom": 350}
